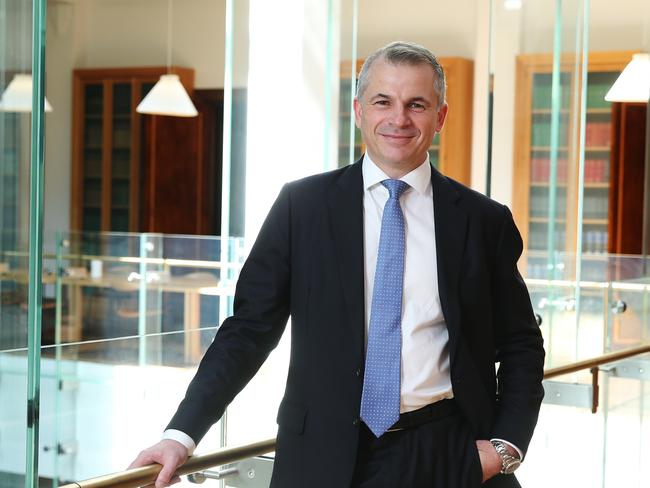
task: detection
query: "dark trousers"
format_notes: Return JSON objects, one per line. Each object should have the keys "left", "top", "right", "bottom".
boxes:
{"left": 351, "top": 407, "right": 483, "bottom": 488}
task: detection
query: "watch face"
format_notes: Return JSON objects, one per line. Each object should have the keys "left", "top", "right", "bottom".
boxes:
{"left": 503, "top": 459, "right": 521, "bottom": 475}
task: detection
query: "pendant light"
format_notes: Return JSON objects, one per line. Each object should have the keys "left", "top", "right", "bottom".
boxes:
{"left": 604, "top": 53, "right": 650, "bottom": 103}
{"left": 0, "top": 2, "right": 53, "bottom": 113}
{"left": 0, "top": 74, "right": 53, "bottom": 112}
{"left": 606, "top": 9, "right": 650, "bottom": 104}
{"left": 503, "top": 0, "right": 522, "bottom": 11}
{"left": 136, "top": 0, "right": 198, "bottom": 117}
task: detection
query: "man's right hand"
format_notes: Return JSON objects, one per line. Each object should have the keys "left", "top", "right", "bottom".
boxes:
{"left": 129, "top": 439, "right": 189, "bottom": 488}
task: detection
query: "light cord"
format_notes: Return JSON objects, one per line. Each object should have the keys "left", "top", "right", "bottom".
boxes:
{"left": 166, "top": 0, "right": 172, "bottom": 72}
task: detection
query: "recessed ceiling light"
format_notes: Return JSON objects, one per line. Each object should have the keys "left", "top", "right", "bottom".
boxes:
{"left": 504, "top": 0, "right": 523, "bottom": 11}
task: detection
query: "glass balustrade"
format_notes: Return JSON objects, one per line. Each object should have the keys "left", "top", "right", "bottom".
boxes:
{"left": 3, "top": 232, "right": 650, "bottom": 487}
{"left": 519, "top": 253, "right": 650, "bottom": 488}
{"left": 1, "top": 232, "right": 249, "bottom": 486}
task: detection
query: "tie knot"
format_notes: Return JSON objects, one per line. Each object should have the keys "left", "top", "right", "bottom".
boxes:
{"left": 382, "top": 179, "right": 410, "bottom": 200}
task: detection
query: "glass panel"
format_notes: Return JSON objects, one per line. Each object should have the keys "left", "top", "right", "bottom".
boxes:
{"left": 24, "top": 233, "right": 244, "bottom": 484}
{"left": 40, "top": 331, "right": 225, "bottom": 484}
{"left": 492, "top": 0, "right": 590, "bottom": 369}
{"left": 0, "top": 0, "right": 47, "bottom": 485}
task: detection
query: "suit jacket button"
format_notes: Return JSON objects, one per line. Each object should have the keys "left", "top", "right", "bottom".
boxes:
{"left": 352, "top": 417, "right": 360, "bottom": 427}
{"left": 355, "top": 368, "right": 361, "bottom": 377}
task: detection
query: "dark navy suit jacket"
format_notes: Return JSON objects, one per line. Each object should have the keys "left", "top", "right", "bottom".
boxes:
{"left": 167, "top": 160, "right": 545, "bottom": 488}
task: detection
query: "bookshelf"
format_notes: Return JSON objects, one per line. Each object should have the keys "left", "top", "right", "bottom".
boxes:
{"left": 513, "top": 51, "right": 636, "bottom": 256}
{"left": 71, "top": 67, "right": 194, "bottom": 234}
{"left": 339, "top": 57, "right": 474, "bottom": 185}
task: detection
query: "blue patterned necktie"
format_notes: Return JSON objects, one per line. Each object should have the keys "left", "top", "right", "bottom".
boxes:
{"left": 360, "top": 179, "right": 410, "bottom": 437}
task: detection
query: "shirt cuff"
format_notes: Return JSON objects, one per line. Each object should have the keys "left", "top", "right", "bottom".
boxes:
{"left": 490, "top": 438, "right": 524, "bottom": 461}
{"left": 163, "top": 429, "right": 197, "bottom": 455}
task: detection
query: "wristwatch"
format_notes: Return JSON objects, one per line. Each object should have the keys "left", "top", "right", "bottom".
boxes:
{"left": 490, "top": 440, "right": 521, "bottom": 474}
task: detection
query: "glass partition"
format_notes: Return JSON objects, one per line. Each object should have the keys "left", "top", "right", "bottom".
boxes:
{"left": 491, "top": 0, "right": 593, "bottom": 367}
{"left": 490, "top": 1, "right": 650, "bottom": 486}
{"left": 520, "top": 255, "right": 650, "bottom": 487}
{"left": 0, "top": 0, "right": 47, "bottom": 486}
{"left": 32, "top": 233, "right": 243, "bottom": 485}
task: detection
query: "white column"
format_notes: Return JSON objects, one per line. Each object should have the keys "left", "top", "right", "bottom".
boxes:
{"left": 244, "top": 0, "right": 340, "bottom": 243}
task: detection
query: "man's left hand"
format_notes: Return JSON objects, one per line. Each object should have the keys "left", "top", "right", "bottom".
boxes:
{"left": 475, "top": 440, "right": 502, "bottom": 483}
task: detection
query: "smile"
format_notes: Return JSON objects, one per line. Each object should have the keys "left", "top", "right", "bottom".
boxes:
{"left": 379, "top": 133, "right": 417, "bottom": 144}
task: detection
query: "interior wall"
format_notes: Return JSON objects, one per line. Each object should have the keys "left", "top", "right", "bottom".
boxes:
{"left": 43, "top": 0, "right": 79, "bottom": 243}
{"left": 75, "top": 0, "right": 225, "bottom": 88}
{"left": 356, "top": 0, "right": 478, "bottom": 59}
{"left": 40, "top": 0, "right": 650, "bottom": 240}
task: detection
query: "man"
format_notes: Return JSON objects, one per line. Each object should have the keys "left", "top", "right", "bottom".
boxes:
{"left": 131, "top": 41, "right": 545, "bottom": 488}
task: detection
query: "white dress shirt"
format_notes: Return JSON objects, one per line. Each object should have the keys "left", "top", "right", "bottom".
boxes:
{"left": 362, "top": 154, "right": 453, "bottom": 413}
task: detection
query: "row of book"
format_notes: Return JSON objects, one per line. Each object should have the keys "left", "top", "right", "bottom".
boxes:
{"left": 585, "top": 121, "right": 611, "bottom": 147}
{"left": 582, "top": 230, "right": 608, "bottom": 253}
{"left": 531, "top": 80, "right": 613, "bottom": 111}
{"left": 531, "top": 79, "right": 571, "bottom": 110}
{"left": 530, "top": 189, "right": 567, "bottom": 218}
{"left": 530, "top": 158, "right": 609, "bottom": 183}
{"left": 586, "top": 82, "right": 612, "bottom": 109}
{"left": 529, "top": 193, "right": 606, "bottom": 220}
{"left": 583, "top": 193, "right": 609, "bottom": 220}
{"left": 531, "top": 121, "right": 568, "bottom": 147}
{"left": 583, "top": 159, "right": 609, "bottom": 183}
{"left": 531, "top": 158, "right": 568, "bottom": 182}
{"left": 528, "top": 227, "right": 566, "bottom": 251}
{"left": 527, "top": 228, "right": 608, "bottom": 254}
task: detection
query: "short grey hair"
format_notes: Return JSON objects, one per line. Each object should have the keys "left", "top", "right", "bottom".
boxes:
{"left": 356, "top": 41, "right": 446, "bottom": 108}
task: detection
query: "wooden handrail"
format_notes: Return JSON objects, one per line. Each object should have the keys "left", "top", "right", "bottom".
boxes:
{"left": 58, "top": 344, "right": 650, "bottom": 488}
{"left": 58, "top": 438, "right": 276, "bottom": 488}
{"left": 543, "top": 343, "right": 650, "bottom": 379}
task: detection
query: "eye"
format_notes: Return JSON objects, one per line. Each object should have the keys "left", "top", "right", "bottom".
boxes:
{"left": 409, "top": 102, "right": 425, "bottom": 111}
{"left": 373, "top": 99, "right": 389, "bottom": 106}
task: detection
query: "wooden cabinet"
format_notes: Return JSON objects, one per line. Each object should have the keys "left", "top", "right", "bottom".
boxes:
{"left": 71, "top": 66, "right": 200, "bottom": 234}
{"left": 512, "top": 51, "right": 637, "bottom": 254}
{"left": 338, "top": 57, "right": 474, "bottom": 185}
{"left": 608, "top": 102, "right": 647, "bottom": 254}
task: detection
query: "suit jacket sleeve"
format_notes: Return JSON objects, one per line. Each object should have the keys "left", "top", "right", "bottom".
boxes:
{"left": 166, "top": 184, "right": 293, "bottom": 444}
{"left": 490, "top": 205, "right": 545, "bottom": 454}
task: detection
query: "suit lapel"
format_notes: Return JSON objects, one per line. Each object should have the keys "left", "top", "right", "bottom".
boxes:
{"left": 327, "top": 160, "right": 365, "bottom": 352}
{"left": 431, "top": 167, "right": 467, "bottom": 346}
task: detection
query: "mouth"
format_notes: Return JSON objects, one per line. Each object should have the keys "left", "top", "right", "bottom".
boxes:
{"left": 379, "top": 133, "right": 417, "bottom": 145}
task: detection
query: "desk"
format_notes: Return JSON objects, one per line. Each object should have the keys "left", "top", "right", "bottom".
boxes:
{"left": 0, "top": 268, "right": 236, "bottom": 362}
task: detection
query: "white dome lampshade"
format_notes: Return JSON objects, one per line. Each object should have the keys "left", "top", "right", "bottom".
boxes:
{"left": 0, "top": 74, "right": 53, "bottom": 112}
{"left": 136, "top": 74, "right": 198, "bottom": 117}
{"left": 605, "top": 53, "right": 650, "bottom": 103}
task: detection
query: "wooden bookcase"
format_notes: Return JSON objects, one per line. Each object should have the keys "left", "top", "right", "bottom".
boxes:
{"left": 71, "top": 66, "right": 194, "bottom": 233}
{"left": 339, "top": 57, "right": 474, "bottom": 185}
{"left": 512, "top": 51, "right": 637, "bottom": 257}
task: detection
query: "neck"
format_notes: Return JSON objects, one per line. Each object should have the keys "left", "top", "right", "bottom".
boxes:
{"left": 371, "top": 158, "right": 425, "bottom": 180}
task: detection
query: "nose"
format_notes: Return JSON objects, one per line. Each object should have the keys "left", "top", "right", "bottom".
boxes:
{"left": 389, "top": 105, "right": 411, "bottom": 127}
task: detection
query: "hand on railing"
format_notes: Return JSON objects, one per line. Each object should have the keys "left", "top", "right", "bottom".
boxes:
{"left": 129, "top": 439, "right": 189, "bottom": 488}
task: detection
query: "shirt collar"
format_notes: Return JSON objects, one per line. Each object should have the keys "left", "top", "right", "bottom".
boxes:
{"left": 362, "top": 152, "right": 431, "bottom": 196}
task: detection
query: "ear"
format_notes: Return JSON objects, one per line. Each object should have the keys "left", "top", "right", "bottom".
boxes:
{"left": 353, "top": 97, "right": 362, "bottom": 128}
{"left": 435, "top": 103, "right": 449, "bottom": 133}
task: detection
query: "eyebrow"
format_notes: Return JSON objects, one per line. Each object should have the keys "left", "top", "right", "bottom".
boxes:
{"left": 369, "top": 93, "right": 391, "bottom": 101}
{"left": 368, "top": 93, "right": 432, "bottom": 106}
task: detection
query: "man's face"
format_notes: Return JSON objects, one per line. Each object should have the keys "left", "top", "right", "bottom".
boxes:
{"left": 354, "top": 59, "right": 448, "bottom": 174}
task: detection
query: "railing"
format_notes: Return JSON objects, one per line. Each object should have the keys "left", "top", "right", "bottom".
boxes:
{"left": 58, "top": 344, "right": 650, "bottom": 488}
{"left": 543, "top": 343, "right": 650, "bottom": 413}
{"left": 58, "top": 439, "right": 275, "bottom": 488}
